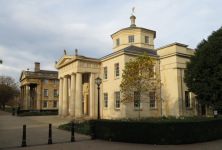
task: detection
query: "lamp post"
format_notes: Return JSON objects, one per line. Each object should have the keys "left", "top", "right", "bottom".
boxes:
{"left": 95, "top": 76, "right": 102, "bottom": 119}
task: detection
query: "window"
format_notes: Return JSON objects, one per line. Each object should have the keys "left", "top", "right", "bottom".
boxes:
{"left": 54, "top": 80, "right": 58, "bottom": 85}
{"left": 54, "top": 101, "right": 57, "bottom": 108}
{"left": 116, "top": 38, "right": 120, "bottom": 46}
{"left": 104, "top": 67, "right": 107, "bottom": 80}
{"left": 128, "top": 36, "right": 134, "bottom": 43}
{"left": 104, "top": 93, "right": 108, "bottom": 108}
{"left": 149, "top": 65, "right": 154, "bottom": 78}
{"left": 145, "top": 36, "right": 149, "bottom": 44}
{"left": 115, "top": 63, "right": 119, "bottom": 77}
{"left": 115, "top": 92, "right": 120, "bottom": 109}
{"left": 150, "top": 92, "right": 156, "bottom": 108}
{"left": 54, "top": 90, "right": 58, "bottom": 96}
{"left": 44, "top": 89, "right": 48, "bottom": 97}
{"left": 44, "top": 79, "right": 48, "bottom": 84}
{"left": 44, "top": 101, "right": 47, "bottom": 108}
{"left": 134, "top": 91, "right": 140, "bottom": 109}
{"left": 185, "top": 91, "right": 191, "bottom": 107}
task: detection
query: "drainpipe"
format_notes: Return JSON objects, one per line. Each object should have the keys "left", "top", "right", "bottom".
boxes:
{"left": 158, "top": 59, "right": 162, "bottom": 117}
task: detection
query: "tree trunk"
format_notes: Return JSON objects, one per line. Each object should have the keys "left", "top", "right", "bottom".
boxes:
{"left": 3, "top": 104, "right": 5, "bottom": 110}
{"left": 138, "top": 101, "right": 140, "bottom": 121}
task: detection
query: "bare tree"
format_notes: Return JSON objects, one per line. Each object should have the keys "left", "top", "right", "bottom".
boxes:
{"left": 0, "top": 75, "right": 20, "bottom": 110}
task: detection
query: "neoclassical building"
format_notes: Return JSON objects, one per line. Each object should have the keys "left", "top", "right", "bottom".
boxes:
{"left": 55, "top": 15, "right": 213, "bottom": 119}
{"left": 19, "top": 62, "right": 59, "bottom": 110}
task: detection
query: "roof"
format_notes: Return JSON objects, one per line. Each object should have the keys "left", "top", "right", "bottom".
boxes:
{"left": 33, "top": 70, "right": 58, "bottom": 74}
{"left": 111, "top": 26, "right": 156, "bottom": 38}
{"left": 100, "top": 45, "right": 159, "bottom": 60}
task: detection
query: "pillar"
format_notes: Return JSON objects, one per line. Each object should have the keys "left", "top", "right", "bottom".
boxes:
{"left": 26, "top": 85, "right": 29, "bottom": 110}
{"left": 90, "top": 73, "right": 95, "bottom": 118}
{"left": 23, "top": 85, "right": 26, "bottom": 110}
{"left": 70, "top": 73, "right": 76, "bottom": 117}
{"left": 62, "top": 76, "right": 68, "bottom": 117}
{"left": 75, "top": 73, "right": 82, "bottom": 118}
{"left": 68, "top": 77, "right": 71, "bottom": 114}
{"left": 59, "top": 78, "right": 63, "bottom": 116}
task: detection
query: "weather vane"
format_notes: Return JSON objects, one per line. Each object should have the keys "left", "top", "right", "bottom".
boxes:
{"left": 131, "top": 7, "right": 135, "bottom": 15}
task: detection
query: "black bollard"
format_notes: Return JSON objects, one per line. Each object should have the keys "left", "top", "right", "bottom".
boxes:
{"left": 22, "top": 125, "right": 26, "bottom": 147}
{"left": 71, "top": 122, "right": 75, "bottom": 142}
{"left": 91, "top": 121, "right": 95, "bottom": 140}
{"left": 48, "top": 123, "right": 52, "bottom": 144}
{"left": 12, "top": 108, "right": 15, "bottom": 116}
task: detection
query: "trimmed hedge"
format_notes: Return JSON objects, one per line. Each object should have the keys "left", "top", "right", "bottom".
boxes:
{"left": 18, "top": 111, "right": 58, "bottom": 116}
{"left": 17, "top": 109, "right": 58, "bottom": 115}
{"left": 90, "top": 118, "right": 222, "bottom": 145}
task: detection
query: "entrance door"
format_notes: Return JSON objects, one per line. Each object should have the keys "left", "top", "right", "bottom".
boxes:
{"left": 86, "top": 95, "right": 89, "bottom": 115}
{"left": 201, "top": 105, "right": 206, "bottom": 115}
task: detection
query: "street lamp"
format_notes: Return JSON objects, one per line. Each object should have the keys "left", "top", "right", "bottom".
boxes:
{"left": 95, "top": 76, "right": 102, "bottom": 119}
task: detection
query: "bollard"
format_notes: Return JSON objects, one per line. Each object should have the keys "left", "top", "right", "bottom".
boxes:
{"left": 22, "top": 125, "right": 26, "bottom": 147}
{"left": 91, "top": 121, "right": 95, "bottom": 140}
{"left": 71, "top": 122, "right": 75, "bottom": 142}
{"left": 48, "top": 123, "right": 52, "bottom": 144}
{"left": 12, "top": 108, "right": 15, "bottom": 116}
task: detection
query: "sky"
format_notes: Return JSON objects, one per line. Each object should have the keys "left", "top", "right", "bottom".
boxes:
{"left": 0, "top": 0, "right": 222, "bottom": 84}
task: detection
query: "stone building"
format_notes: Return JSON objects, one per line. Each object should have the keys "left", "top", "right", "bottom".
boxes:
{"left": 19, "top": 62, "right": 59, "bottom": 110}
{"left": 55, "top": 15, "right": 213, "bottom": 119}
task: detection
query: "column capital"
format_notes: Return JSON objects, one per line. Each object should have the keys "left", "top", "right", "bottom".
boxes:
{"left": 76, "top": 72, "right": 83, "bottom": 75}
{"left": 71, "top": 72, "right": 76, "bottom": 75}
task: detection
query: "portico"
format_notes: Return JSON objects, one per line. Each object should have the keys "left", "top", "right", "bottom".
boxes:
{"left": 55, "top": 49, "right": 101, "bottom": 119}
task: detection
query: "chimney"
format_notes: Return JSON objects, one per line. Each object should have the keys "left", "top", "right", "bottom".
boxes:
{"left": 130, "top": 15, "right": 136, "bottom": 27}
{"left": 34, "top": 62, "right": 40, "bottom": 72}
{"left": 75, "top": 49, "right": 78, "bottom": 56}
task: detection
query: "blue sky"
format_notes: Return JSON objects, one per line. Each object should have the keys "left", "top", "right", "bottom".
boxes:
{"left": 0, "top": 0, "right": 222, "bottom": 83}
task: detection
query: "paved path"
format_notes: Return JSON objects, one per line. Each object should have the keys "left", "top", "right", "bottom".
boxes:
{"left": 0, "top": 110, "right": 222, "bottom": 150}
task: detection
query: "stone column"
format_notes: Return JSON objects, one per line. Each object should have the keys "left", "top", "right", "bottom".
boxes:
{"left": 26, "top": 85, "right": 29, "bottom": 110}
{"left": 75, "top": 73, "right": 83, "bottom": 118}
{"left": 90, "top": 73, "right": 95, "bottom": 118}
{"left": 68, "top": 77, "right": 71, "bottom": 114}
{"left": 59, "top": 78, "right": 63, "bottom": 116}
{"left": 62, "top": 76, "right": 68, "bottom": 117}
{"left": 23, "top": 85, "right": 26, "bottom": 110}
{"left": 70, "top": 73, "right": 76, "bottom": 117}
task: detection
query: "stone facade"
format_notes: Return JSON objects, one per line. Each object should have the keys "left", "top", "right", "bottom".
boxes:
{"left": 19, "top": 62, "right": 59, "bottom": 110}
{"left": 55, "top": 15, "right": 213, "bottom": 119}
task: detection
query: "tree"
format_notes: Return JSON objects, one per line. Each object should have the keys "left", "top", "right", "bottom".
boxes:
{"left": 183, "top": 26, "right": 222, "bottom": 111}
{"left": 0, "top": 60, "right": 2, "bottom": 64}
{"left": 0, "top": 75, "right": 20, "bottom": 110}
{"left": 119, "top": 52, "right": 164, "bottom": 121}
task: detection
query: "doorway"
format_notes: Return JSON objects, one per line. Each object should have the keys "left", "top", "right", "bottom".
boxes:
{"left": 86, "top": 94, "right": 89, "bottom": 115}
{"left": 201, "top": 105, "right": 206, "bottom": 115}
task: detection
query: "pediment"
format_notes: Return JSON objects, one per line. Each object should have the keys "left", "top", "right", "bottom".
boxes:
{"left": 55, "top": 55, "right": 74, "bottom": 68}
{"left": 19, "top": 71, "right": 26, "bottom": 81}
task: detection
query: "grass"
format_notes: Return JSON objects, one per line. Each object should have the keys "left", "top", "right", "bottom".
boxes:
{"left": 59, "top": 120, "right": 90, "bottom": 135}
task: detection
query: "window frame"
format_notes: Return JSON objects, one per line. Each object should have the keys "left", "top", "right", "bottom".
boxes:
{"left": 104, "top": 67, "right": 107, "bottom": 80}
{"left": 115, "top": 92, "right": 120, "bottom": 109}
{"left": 54, "top": 101, "right": 57, "bottom": 108}
{"left": 115, "top": 63, "right": 119, "bottom": 78}
{"left": 104, "top": 93, "right": 108, "bottom": 108}
{"left": 149, "top": 92, "right": 156, "bottom": 108}
{"left": 116, "top": 38, "right": 120, "bottom": 46}
{"left": 145, "top": 36, "right": 149, "bottom": 44}
{"left": 54, "top": 80, "right": 58, "bottom": 85}
{"left": 44, "top": 101, "right": 47, "bottom": 108}
{"left": 44, "top": 79, "right": 48, "bottom": 84}
{"left": 149, "top": 65, "right": 154, "bottom": 78}
{"left": 44, "top": 89, "right": 48, "bottom": 97}
{"left": 128, "top": 36, "right": 134, "bottom": 43}
{"left": 185, "top": 91, "right": 191, "bottom": 108}
{"left": 54, "top": 89, "right": 58, "bottom": 97}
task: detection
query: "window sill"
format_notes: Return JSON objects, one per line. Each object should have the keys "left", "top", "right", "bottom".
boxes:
{"left": 115, "top": 108, "right": 120, "bottom": 111}
{"left": 103, "top": 79, "right": 108, "bottom": 82}
{"left": 44, "top": 96, "right": 48, "bottom": 97}
{"left": 103, "top": 107, "right": 108, "bottom": 110}
{"left": 134, "top": 108, "right": 143, "bottom": 111}
{"left": 186, "top": 107, "right": 193, "bottom": 110}
{"left": 114, "top": 77, "right": 120, "bottom": 80}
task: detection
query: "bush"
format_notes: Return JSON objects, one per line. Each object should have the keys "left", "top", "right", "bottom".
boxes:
{"left": 18, "top": 111, "right": 58, "bottom": 116}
